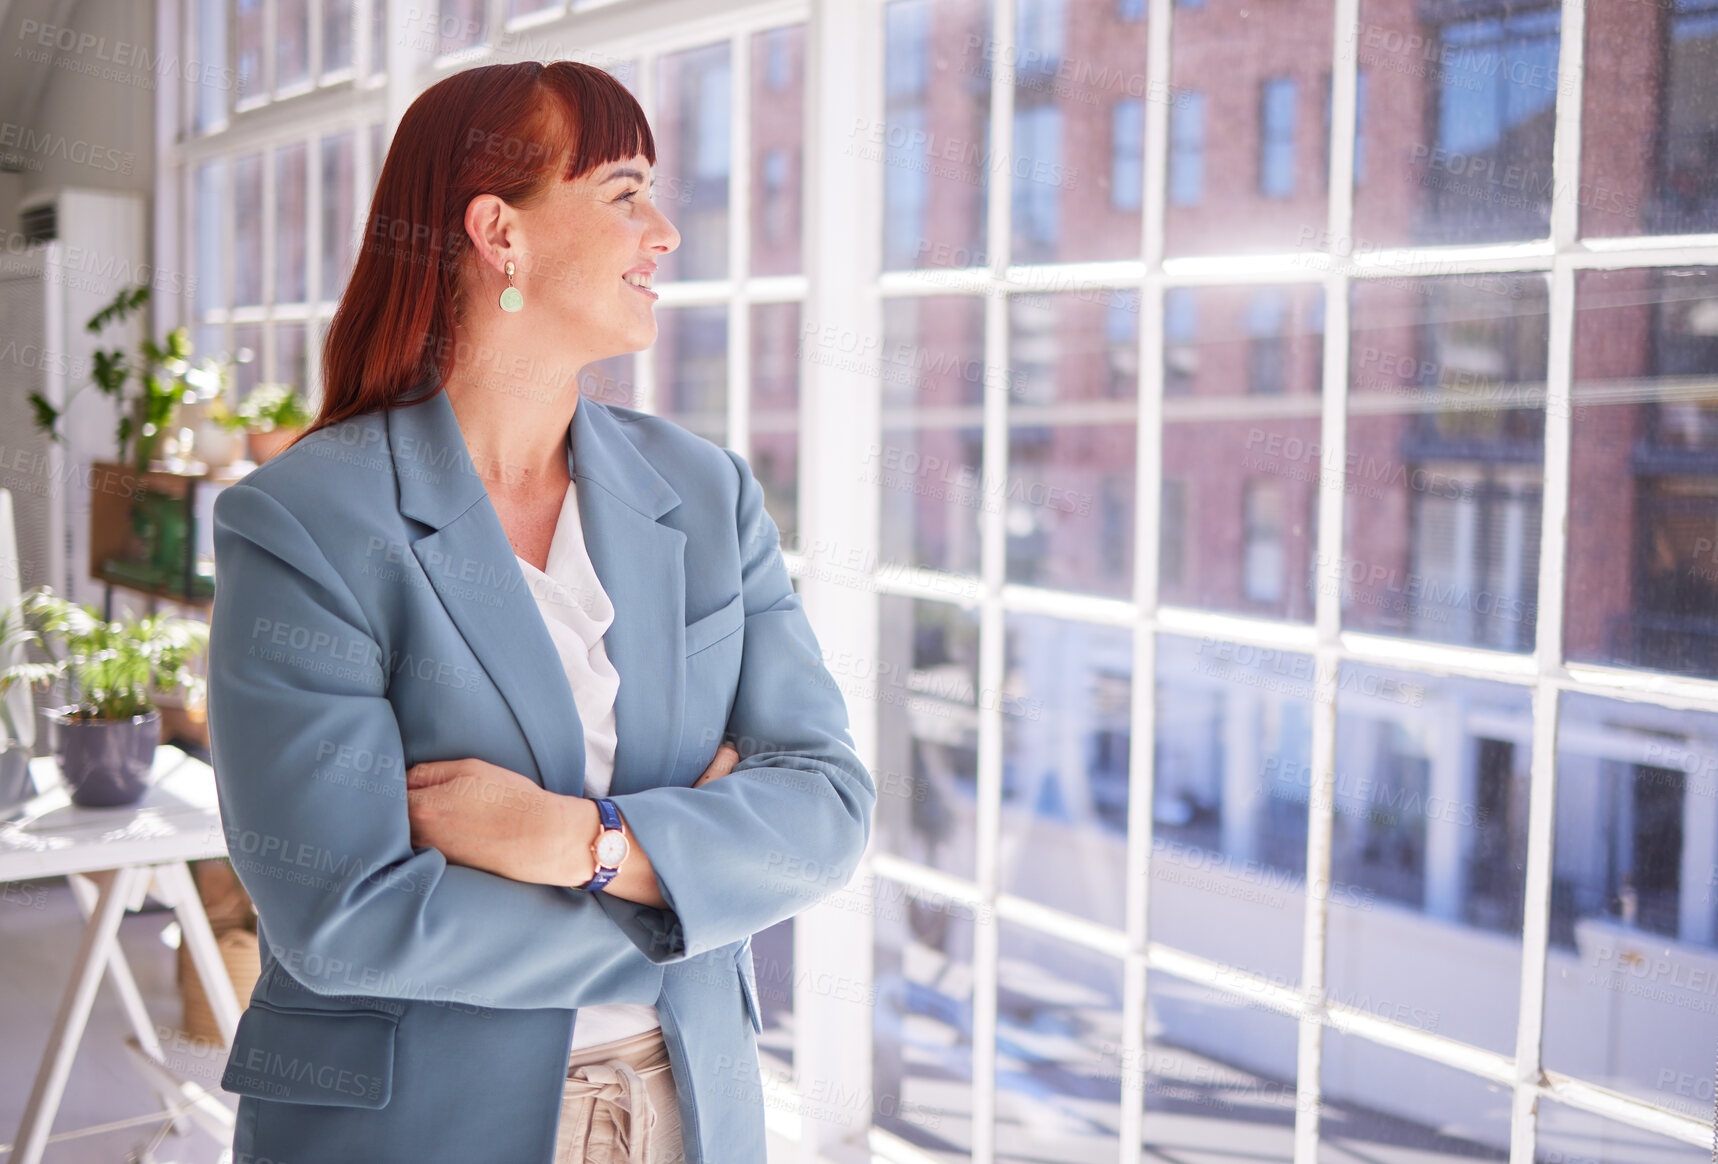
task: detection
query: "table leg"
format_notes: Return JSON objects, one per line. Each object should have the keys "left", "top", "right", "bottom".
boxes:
{"left": 10, "top": 865, "right": 143, "bottom": 1164}
{"left": 153, "top": 861, "right": 243, "bottom": 1046}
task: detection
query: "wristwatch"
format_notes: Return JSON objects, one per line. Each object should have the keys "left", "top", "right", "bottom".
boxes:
{"left": 583, "top": 798, "right": 629, "bottom": 893}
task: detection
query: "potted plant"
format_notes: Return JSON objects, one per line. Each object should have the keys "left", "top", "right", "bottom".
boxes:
{"left": 0, "top": 588, "right": 209, "bottom": 808}
{"left": 236, "top": 383, "right": 315, "bottom": 464}
{"left": 0, "top": 596, "right": 35, "bottom": 813}
{"left": 28, "top": 285, "right": 227, "bottom": 474}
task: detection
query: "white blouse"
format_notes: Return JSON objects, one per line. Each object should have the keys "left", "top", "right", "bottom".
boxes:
{"left": 516, "top": 476, "right": 662, "bottom": 1050}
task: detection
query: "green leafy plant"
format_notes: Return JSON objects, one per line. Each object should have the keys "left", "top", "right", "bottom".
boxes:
{"left": 28, "top": 285, "right": 226, "bottom": 472}
{"left": 236, "top": 383, "right": 315, "bottom": 432}
{"left": 0, "top": 588, "right": 209, "bottom": 723}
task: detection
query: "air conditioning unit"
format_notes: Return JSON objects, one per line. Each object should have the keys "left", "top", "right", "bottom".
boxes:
{"left": 0, "top": 187, "right": 148, "bottom": 613}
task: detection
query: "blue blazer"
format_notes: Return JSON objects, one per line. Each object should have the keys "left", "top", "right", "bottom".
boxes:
{"left": 205, "top": 381, "right": 875, "bottom": 1163}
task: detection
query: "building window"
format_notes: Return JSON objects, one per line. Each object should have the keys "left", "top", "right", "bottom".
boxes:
{"left": 1110, "top": 98, "right": 1144, "bottom": 212}
{"left": 1169, "top": 91, "right": 1205, "bottom": 207}
{"left": 1165, "top": 287, "right": 1198, "bottom": 395}
{"left": 1246, "top": 290, "right": 1288, "bottom": 396}
{"left": 1242, "top": 479, "right": 1286, "bottom": 603}
{"left": 1260, "top": 76, "right": 1298, "bottom": 199}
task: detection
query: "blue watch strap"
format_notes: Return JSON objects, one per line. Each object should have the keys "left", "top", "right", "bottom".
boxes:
{"left": 585, "top": 797, "right": 625, "bottom": 893}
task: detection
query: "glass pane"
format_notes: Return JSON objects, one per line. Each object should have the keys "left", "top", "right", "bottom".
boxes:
{"left": 874, "top": 881, "right": 975, "bottom": 1161}
{"left": 1166, "top": 0, "right": 1333, "bottom": 256}
{"left": 193, "top": 0, "right": 227, "bottom": 130}
{"left": 277, "top": 0, "right": 310, "bottom": 88}
{"left": 1352, "top": 2, "right": 1560, "bottom": 247}
{"left": 323, "top": 0, "right": 353, "bottom": 74}
{"left": 237, "top": 0, "right": 263, "bottom": 101}
{"left": 510, "top": 0, "right": 560, "bottom": 15}
{"left": 276, "top": 142, "right": 309, "bottom": 304}
{"left": 276, "top": 322, "right": 308, "bottom": 393}
{"left": 1318, "top": 1031, "right": 1512, "bottom": 1163}
{"left": 750, "top": 25, "right": 804, "bottom": 276}
{"left": 1160, "top": 284, "right": 1323, "bottom": 620}
{"left": 876, "top": 596, "right": 980, "bottom": 882}
{"left": 996, "top": 924, "right": 1124, "bottom": 1164}
{"left": 1580, "top": 1, "right": 1718, "bottom": 237}
{"left": 881, "top": 0, "right": 991, "bottom": 271}
{"left": 1136, "top": 977, "right": 1298, "bottom": 1163}
{"left": 1005, "top": 292, "right": 1137, "bottom": 600}
{"left": 653, "top": 305, "right": 727, "bottom": 445}
{"left": 370, "top": 122, "right": 386, "bottom": 197}
{"left": 233, "top": 324, "right": 263, "bottom": 400}
{"left": 1566, "top": 267, "right": 1718, "bottom": 680}
{"left": 1008, "top": 0, "right": 1148, "bottom": 263}
{"left": 370, "top": 0, "right": 387, "bottom": 76}
{"left": 999, "top": 613, "right": 1131, "bottom": 929}
{"left": 194, "top": 160, "right": 224, "bottom": 315}
{"left": 438, "top": 0, "right": 486, "bottom": 54}
{"left": 750, "top": 302, "right": 800, "bottom": 543}
{"left": 1547, "top": 693, "right": 1717, "bottom": 1119}
{"left": 878, "top": 295, "right": 985, "bottom": 578}
{"left": 320, "top": 132, "right": 356, "bottom": 301}
{"left": 1151, "top": 634, "right": 1310, "bottom": 983}
{"left": 748, "top": 917, "right": 794, "bottom": 1067}
{"left": 655, "top": 42, "right": 731, "bottom": 283}
{"left": 579, "top": 353, "right": 635, "bottom": 409}
{"left": 1329, "top": 664, "right": 1530, "bottom": 1054}
{"left": 233, "top": 153, "right": 263, "bottom": 306}
{"left": 1344, "top": 275, "right": 1549, "bottom": 651}
{"left": 1539, "top": 1102, "right": 1708, "bottom": 1164}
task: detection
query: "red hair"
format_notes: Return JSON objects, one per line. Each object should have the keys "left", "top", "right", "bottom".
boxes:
{"left": 302, "top": 61, "right": 655, "bottom": 439}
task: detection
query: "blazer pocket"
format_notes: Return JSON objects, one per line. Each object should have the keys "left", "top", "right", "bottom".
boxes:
{"left": 685, "top": 592, "right": 745, "bottom": 657}
{"left": 735, "top": 938, "right": 764, "bottom": 1034}
{"left": 221, "top": 1000, "right": 398, "bottom": 1109}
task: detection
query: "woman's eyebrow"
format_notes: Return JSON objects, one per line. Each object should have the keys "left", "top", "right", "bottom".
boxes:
{"left": 600, "top": 166, "right": 651, "bottom": 185}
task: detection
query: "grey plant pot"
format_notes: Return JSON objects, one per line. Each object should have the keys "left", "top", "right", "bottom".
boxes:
{"left": 49, "top": 708, "right": 161, "bottom": 808}
{"left": 0, "top": 744, "right": 32, "bottom": 813}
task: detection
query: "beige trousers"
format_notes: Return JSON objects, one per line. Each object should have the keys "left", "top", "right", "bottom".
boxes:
{"left": 552, "top": 1026, "right": 686, "bottom": 1164}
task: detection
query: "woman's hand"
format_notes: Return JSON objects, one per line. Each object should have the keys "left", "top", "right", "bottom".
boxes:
{"left": 694, "top": 741, "right": 741, "bottom": 787}
{"left": 406, "top": 758, "right": 569, "bottom": 885}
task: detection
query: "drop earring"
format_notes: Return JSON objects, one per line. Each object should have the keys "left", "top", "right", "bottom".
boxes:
{"left": 499, "top": 260, "right": 524, "bottom": 312}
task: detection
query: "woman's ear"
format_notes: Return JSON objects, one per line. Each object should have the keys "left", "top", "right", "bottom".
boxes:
{"left": 463, "top": 193, "right": 516, "bottom": 276}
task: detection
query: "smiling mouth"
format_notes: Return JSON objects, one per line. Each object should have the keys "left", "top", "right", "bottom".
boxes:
{"left": 623, "top": 273, "right": 657, "bottom": 300}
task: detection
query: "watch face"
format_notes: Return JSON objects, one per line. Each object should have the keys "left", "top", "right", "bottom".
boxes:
{"left": 595, "top": 830, "right": 629, "bottom": 868}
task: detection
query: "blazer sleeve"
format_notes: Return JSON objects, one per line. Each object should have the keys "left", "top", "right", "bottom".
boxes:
{"left": 207, "top": 481, "right": 667, "bottom": 1008}
{"left": 601, "top": 448, "right": 876, "bottom": 962}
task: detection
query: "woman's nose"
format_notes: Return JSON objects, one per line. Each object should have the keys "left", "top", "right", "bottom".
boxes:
{"left": 647, "top": 202, "right": 680, "bottom": 254}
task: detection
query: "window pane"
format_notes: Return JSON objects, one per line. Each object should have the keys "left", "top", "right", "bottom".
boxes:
{"left": 1167, "top": 0, "right": 1332, "bottom": 256}
{"left": 750, "top": 26, "right": 803, "bottom": 276}
{"left": 193, "top": 0, "right": 228, "bottom": 130}
{"left": 1539, "top": 1101, "right": 1708, "bottom": 1164}
{"left": 1566, "top": 267, "right": 1718, "bottom": 680}
{"left": 1329, "top": 665, "right": 1530, "bottom": 1054}
{"left": 579, "top": 353, "right": 635, "bottom": 409}
{"left": 1152, "top": 634, "right": 1310, "bottom": 983}
{"left": 323, "top": 0, "right": 353, "bottom": 74}
{"left": 276, "top": 142, "right": 309, "bottom": 304}
{"left": 510, "top": 0, "right": 560, "bottom": 15}
{"left": 1581, "top": 1, "right": 1718, "bottom": 237}
{"left": 1161, "top": 284, "right": 1323, "bottom": 621}
{"left": 237, "top": 0, "right": 263, "bottom": 101}
{"left": 881, "top": 0, "right": 991, "bottom": 271}
{"left": 439, "top": 0, "right": 486, "bottom": 53}
{"left": 747, "top": 918, "right": 794, "bottom": 1068}
{"left": 234, "top": 153, "right": 263, "bottom": 306}
{"left": 194, "top": 160, "right": 224, "bottom": 315}
{"left": 370, "top": 0, "right": 387, "bottom": 76}
{"left": 996, "top": 925, "right": 1124, "bottom": 1164}
{"left": 1139, "top": 978, "right": 1298, "bottom": 1164}
{"left": 1344, "top": 275, "right": 1549, "bottom": 650}
{"left": 655, "top": 42, "right": 730, "bottom": 282}
{"left": 1318, "top": 1031, "right": 1512, "bottom": 1163}
{"left": 877, "top": 295, "right": 985, "bottom": 578}
{"left": 320, "top": 132, "right": 356, "bottom": 301}
{"left": 874, "top": 882, "right": 975, "bottom": 1161}
{"left": 1352, "top": 3, "right": 1560, "bottom": 247}
{"left": 1005, "top": 292, "right": 1137, "bottom": 600}
{"left": 999, "top": 613, "right": 1131, "bottom": 929}
{"left": 277, "top": 0, "right": 310, "bottom": 88}
{"left": 875, "top": 596, "right": 979, "bottom": 882}
{"left": 1009, "top": 0, "right": 1147, "bottom": 262}
{"left": 653, "top": 305, "right": 726, "bottom": 446}
{"left": 750, "top": 303, "right": 799, "bottom": 542}
{"left": 275, "top": 322, "right": 307, "bottom": 392}
{"left": 233, "top": 323, "right": 263, "bottom": 400}
{"left": 1547, "top": 694, "right": 1717, "bottom": 1120}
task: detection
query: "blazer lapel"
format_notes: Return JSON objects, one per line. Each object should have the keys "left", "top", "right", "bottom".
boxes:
{"left": 385, "top": 384, "right": 687, "bottom": 802}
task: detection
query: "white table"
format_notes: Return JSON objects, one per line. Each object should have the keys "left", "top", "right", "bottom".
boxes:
{"left": 1, "top": 744, "right": 242, "bottom": 1164}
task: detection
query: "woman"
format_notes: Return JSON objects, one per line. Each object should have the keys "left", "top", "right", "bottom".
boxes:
{"left": 204, "top": 61, "right": 874, "bottom": 1164}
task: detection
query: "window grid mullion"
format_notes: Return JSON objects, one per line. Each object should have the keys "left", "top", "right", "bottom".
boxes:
{"left": 728, "top": 29, "right": 750, "bottom": 460}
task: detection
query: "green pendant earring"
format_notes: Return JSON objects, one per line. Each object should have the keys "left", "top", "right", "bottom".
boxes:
{"left": 500, "top": 259, "right": 524, "bottom": 312}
